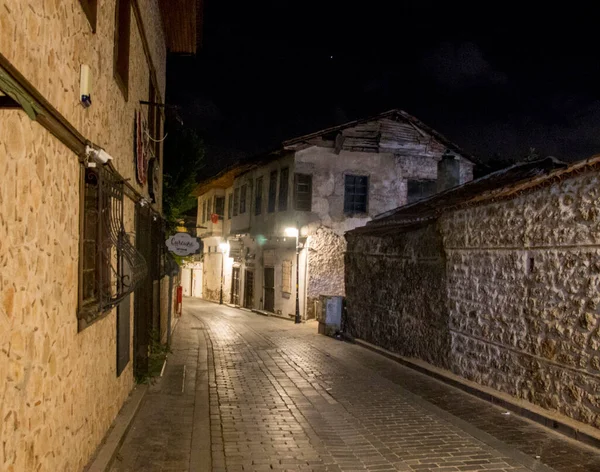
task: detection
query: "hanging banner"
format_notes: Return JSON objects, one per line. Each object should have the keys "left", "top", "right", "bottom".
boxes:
{"left": 166, "top": 232, "right": 202, "bottom": 256}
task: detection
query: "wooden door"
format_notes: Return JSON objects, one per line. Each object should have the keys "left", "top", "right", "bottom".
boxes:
{"left": 244, "top": 270, "right": 254, "bottom": 308}
{"left": 263, "top": 267, "right": 274, "bottom": 312}
{"left": 231, "top": 267, "right": 240, "bottom": 305}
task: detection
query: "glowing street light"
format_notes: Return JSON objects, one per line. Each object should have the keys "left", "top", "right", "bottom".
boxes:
{"left": 284, "top": 227, "right": 301, "bottom": 324}
{"left": 218, "top": 241, "right": 229, "bottom": 305}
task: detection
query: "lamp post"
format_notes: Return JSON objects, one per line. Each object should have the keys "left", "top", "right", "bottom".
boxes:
{"left": 284, "top": 227, "right": 301, "bottom": 324}
{"left": 218, "top": 242, "right": 229, "bottom": 305}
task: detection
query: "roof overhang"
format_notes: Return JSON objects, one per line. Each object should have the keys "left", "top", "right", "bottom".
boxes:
{"left": 159, "top": 0, "right": 203, "bottom": 54}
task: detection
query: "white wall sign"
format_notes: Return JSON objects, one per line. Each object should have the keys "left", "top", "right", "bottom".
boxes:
{"left": 166, "top": 233, "right": 201, "bottom": 256}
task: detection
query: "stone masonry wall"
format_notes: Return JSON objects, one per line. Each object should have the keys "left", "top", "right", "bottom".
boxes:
{"left": 0, "top": 113, "right": 136, "bottom": 471}
{"left": 306, "top": 226, "right": 346, "bottom": 319}
{"left": 0, "top": 0, "right": 167, "bottom": 207}
{"left": 0, "top": 1, "right": 168, "bottom": 470}
{"left": 345, "top": 224, "right": 451, "bottom": 368}
{"left": 441, "top": 170, "right": 600, "bottom": 428}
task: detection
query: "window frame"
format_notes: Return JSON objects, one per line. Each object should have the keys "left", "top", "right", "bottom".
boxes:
{"left": 113, "top": 0, "right": 131, "bottom": 100}
{"left": 343, "top": 174, "right": 369, "bottom": 215}
{"left": 79, "top": 0, "right": 98, "bottom": 32}
{"left": 294, "top": 173, "right": 312, "bottom": 211}
{"left": 227, "top": 193, "right": 233, "bottom": 219}
{"left": 268, "top": 170, "right": 277, "bottom": 213}
{"left": 215, "top": 196, "right": 225, "bottom": 219}
{"left": 233, "top": 187, "right": 240, "bottom": 216}
{"left": 278, "top": 168, "right": 289, "bottom": 212}
{"left": 77, "top": 167, "right": 113, "bottom": 328}
{"left": 239, "top": 184, "right": 248, "bottom": 214}
{"left": 255, "top": 176, "right": 263, "bottom": 215}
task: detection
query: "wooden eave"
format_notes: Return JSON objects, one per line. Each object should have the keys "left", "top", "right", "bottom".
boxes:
{"left": 191, "top": 168, "right": 240, "bottom": 197}
{"left": 159, "top": 0, "right": 202, "bottom": 54}
{"left": 282, "top": 109, "right": 480, "bottom": 165}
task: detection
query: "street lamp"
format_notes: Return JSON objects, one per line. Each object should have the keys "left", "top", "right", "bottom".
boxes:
{"left": 284, "top": 227, "right": 301, "bottom": 324}
{"left": 218, "top": 241, "right": 229, "bottom": 305}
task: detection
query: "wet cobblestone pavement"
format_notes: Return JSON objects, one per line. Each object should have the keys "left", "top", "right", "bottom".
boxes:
{"left": 112, "top": 299, "right": 600, "bottom": 471}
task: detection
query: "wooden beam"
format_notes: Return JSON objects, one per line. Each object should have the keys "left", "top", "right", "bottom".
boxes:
{"left": 0, "top": 51, "right": 87, "bottom": 155}
{"left": 0, "top": 52, "right": 153, "bottom": 208}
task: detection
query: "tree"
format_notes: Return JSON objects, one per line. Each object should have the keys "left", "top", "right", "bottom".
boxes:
{"left": 163, "top": 124, "right": 204, "bottom": 234}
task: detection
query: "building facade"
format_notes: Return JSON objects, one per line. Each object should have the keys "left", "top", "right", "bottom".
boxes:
{"left": 346, "top": 156, "right": 600, "bottom": 430}
{"left": 0, "top": 1, "right": 198, "bottom": 470}
{"left": 192, "top": 110, "right": 474, "bottom": 320}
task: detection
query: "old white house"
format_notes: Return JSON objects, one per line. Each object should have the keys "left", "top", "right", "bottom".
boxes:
{"left": 190, "top": 109, "right": 475, "bottom": 319}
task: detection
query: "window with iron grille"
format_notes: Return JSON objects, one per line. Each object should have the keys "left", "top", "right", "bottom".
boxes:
{"left": 344, "top": 175, "right": 369, "bottom": 215}
{"left": 78, "top": 165, "right": 146, "bottom": 331}
{"left": 228, "top": 193, "right": 233, "bottom": 219}
{"left": 113, "top": 0, "right": 131, "bottom": 100}
{"left": 294, "top": 174, "right": 312, "bottom": 211}
{"left": 240, "top": 184, "right": 248, "bottom": 214}
{"left": 268, "top": 170, "right": 277, "bottom": 213}
{"left": 255, "top": 176, "right": 263, "bottom": 215}
{"left": 278, "top": 168, "right": 289, "bottom": 211}
{"left": 215, "top": 196, "right": 225, "bottom": 218}
{"left": 282, "top": 260, "right": 292, "bottom": 293}
{"left": 233, "top": 187, "right": 240, "bottom": 216}
{"left": 78, "top": 0, "right": 98, "bottom": 32}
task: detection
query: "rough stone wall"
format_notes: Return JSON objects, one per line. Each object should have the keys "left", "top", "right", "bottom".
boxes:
{"left": 0, "top": 0, "right": 166, "bottom": 207}
{"left": 306, "top": 227, "right": 346, "bottom": 319}
{"left": 0, "top": 1, "right": 168, "bottom": 470}
{"left": 441, "top": 170, "right": 600, "bottom": 428}
{"left": 0, "top": 113, "right": 137, "bottom": 471}
{"left": 345, "top": 224, "right": 451, "bottom": 368}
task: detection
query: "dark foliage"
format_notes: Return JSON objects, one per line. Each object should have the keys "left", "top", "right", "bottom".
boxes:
{"left": 163, "top": 122, "right": 204, "bottom": 234}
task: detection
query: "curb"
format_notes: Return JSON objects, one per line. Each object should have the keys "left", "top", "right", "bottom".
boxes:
{"left": 353, "top": 338, "right": 600, "bottom": 451}
{"left": 251, "top": 308, "right": 295, "bottom": 322}
{"left": 84, "top": 384, "right": 148, "bottom": 472}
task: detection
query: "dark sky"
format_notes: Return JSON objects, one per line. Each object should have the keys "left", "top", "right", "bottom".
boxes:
{"left": 167, "top": 2, "right": 600, "bottom": 178}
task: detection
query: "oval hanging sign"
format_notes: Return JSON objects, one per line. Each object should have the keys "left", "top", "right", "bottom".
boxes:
{"left": 166, "top": 233, "right": 202, "bottom": 256}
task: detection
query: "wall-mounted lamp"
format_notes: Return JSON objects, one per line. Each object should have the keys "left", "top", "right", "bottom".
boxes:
{"left": 85, "top": 145, "right": 113, "bottom": 165}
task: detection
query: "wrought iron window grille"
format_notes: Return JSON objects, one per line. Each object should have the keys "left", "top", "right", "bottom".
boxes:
{"left": 79, "top": 165, "right": 147, "bottom": 327}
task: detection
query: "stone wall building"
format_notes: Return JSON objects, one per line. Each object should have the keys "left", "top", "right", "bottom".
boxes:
{"left": 346, "top": 156, "right": 600, "bottom": 430}
{"left": 0, "top": 1, "right": 198, "bottom": 470}
{"left": 190, "top": 110, "right": 474, "bottom": 320}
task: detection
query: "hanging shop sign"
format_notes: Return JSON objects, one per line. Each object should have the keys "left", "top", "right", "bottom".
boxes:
{"left": 135, "top": 110, "right": 150, "bottom": 185}
{"left": 166, "top": 232, "right": 202, "bottom": 256}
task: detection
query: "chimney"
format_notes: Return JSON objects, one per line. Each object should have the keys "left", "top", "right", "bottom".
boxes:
{"left": 437, "top": 154, "right": 460, "bottom": 193}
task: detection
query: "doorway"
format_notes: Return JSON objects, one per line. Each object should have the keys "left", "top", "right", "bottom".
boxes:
{"left": 263, "top": 267, "right": 275, "bottom": 312}
{"left": 244, "top": 270, "right": 254, "bottom": 308}
{"left": 231, "top": 267, "right": 240, "bottom": 305}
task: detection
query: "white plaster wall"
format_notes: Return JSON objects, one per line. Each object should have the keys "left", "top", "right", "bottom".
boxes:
{"left": 181, "top": 268, "right": 192, "bottom": 296}
{"left": 201, "top": 236, "right": 232, "bottom": 303}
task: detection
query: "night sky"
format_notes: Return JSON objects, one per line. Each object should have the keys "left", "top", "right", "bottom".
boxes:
{"left": 167, "top": 2, "right": 600, "bottom": 179}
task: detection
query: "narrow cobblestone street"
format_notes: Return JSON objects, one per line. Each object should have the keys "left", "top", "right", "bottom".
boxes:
{"left": 111, "top": 299, "right": 600, "bottom": 472}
